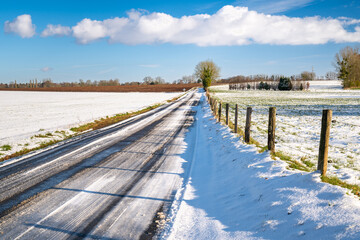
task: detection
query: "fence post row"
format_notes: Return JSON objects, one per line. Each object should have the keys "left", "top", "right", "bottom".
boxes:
{"left": 318, "top": 109, "right": 332, "bottom": 176}
{"left": 225, "top": 103, "right": 229, "bottom": 126}
{"left": 234, "top": 104, "right": 238, "bottom": 133}
{"left": 218, "top": 102, "right": 222, "bottom": 122}
{"left": 207, "top": 95, "right": 334, "bottom": 177}
{"left": 268, "top": 107, "right": 276, "bottom": 153}
{"left": 245, "top": 107, "right": 252, "bottom": 143}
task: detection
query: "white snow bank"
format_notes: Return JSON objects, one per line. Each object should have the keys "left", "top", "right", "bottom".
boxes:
{"left": 0, "top": 91, "right": 181, "bottom": 156}
{"left": 165, "top": 91, "right": 360, "bottom": 239}
{"left": 309, "top": 80, "right": 342, "bottom": 90}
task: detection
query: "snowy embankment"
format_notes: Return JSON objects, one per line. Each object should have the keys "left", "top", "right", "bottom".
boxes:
{"left": 209, "top": 81, "right": 360, "bottom": 185}
{"left": 164, "top": 91, "right": 360, "bottom": 240}
{"left": 0, "top": 91, "right": 182, "bottom": 157}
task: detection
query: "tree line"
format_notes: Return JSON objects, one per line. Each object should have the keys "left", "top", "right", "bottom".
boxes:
{"left": 0, "top": 76, "right": 199, "bottom": 89}
{"left": 228, "top": 77, "right": 310, "bottom": 91}
{"left": 335, "top": 46, "right": 360, "bottom": 88}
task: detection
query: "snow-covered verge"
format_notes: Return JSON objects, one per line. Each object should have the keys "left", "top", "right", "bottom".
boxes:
{"left": 0, "top": 91, "right": 182, "bottom": 157}
{"left": 164, "top": 91, "right": 360, "bottom": 240}
{"left": 209, "top": 82, "right": 360, "bottom": 185}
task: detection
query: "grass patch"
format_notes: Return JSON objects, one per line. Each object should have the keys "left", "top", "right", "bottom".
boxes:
{"left": 271, "top": 151, "right": 310, "bottom": 172}
{"left": 333, "top": 164, "right": 341, "bottom": 169}
{"left": 300, "top": 156, "right": 315, "bottom": 168}
{"left": 32, "top": 132, "right": 53, "bottom": 138}
{"left": 321, "top": 175, "right": 360, "bottom": 197}
{"left": 0, "top": 136, "right": 74, "bottom": 163}
{"left": 70, "top": 104, "right": 162, "bottom": 133}
{"left": 303, "top": 159, "right": 315, "bottom": 168}
{"left": 1, "top": 145, "right": 12, "bottom": 151}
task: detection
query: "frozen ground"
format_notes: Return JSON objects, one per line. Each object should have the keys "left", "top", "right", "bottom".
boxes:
{"left": 208, "top": 81, "right": 360, "bottom": 185}
{"left": 0, "top": 91, "right": 181, "bottom": 157}
{"left": 308, "top": 80, "right": 343, "bottom": 90}
{"left": 163, "top": 91, "right": 360, "bottom": 240}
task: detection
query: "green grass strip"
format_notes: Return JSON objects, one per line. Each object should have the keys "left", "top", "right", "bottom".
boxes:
{"left": 321, "top": 175, "right": 360, "bottom": 197}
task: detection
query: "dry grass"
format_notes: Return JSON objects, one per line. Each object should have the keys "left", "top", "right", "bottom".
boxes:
{"left": 71, "top": 104, "right": 161, "bottom": 133}
{"left": 0, "top": 84, "right": 200, "bottom": 93}
{"left": 0, "top": 138, "right": 70, "bottom": 162}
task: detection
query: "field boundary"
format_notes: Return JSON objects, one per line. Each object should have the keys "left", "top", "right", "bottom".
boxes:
{"left": 0, "top": 84, "right": 200, "bottom": 93}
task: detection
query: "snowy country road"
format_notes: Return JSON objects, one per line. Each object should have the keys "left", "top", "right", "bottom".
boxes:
{"left": 0, "top": 90, "right": 199, "bottom": 239}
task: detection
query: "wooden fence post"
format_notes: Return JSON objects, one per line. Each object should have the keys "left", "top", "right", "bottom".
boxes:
{"left": 234, "top": 104, "right": 238, "bottom": 133}
{"left": 245, "top": 107, "right": 252, "bottom": 143}
{"left": 214, "top": 100, "right": 217, "bottom": 116}
{"left": 225, "top": 103, "right": 229, "bottom": 125}
{"left": 218, "top": 102, "right": 222, "bottom": 122}
{"left": 268, "top": 107, "right": 276, "bottom": 153}
{"left": 318, "top": 109, "right": 332, "bottom": 176}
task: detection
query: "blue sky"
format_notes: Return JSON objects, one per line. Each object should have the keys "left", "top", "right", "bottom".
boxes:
{"left": 1, "top": 0, "right": 359, "bottom": 84}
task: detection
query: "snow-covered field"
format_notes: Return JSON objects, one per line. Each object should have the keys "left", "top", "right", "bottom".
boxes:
{"left": 164, "top": 90, "right": 360, "bottom": 239}
{"left": 0, "top": 91, "right": 182, "bottom": 157}
{"left": 209, "top": 81, "right": 360, "bottom": 184}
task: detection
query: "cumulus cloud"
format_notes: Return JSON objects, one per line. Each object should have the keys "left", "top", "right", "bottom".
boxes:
{"left": 41, "top": 67, "right": 52, "bottom": 72}
{"left": 68, "top": 5, "right": 360, "bottom": 46}
{"left": 4, "top": 14, "right": 36, "bottom": 38}
{"left": 7, "top": 6, "right": 360, "bottom": 46}
{"left": 41, "top": 24, "right": 71, "bottom": 37}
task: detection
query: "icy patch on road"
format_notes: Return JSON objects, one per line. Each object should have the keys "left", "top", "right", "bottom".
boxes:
{"left": 165, "top": 92, "right": 360, "bottom": 240}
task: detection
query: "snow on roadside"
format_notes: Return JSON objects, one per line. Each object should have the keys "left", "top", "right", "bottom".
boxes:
{"left": 0, "top": 91, "right": 182, "bottom": 157}
{"left": 165, "top": 91, "right": 360, "bottom": 240}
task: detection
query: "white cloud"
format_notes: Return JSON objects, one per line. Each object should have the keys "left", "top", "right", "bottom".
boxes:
{"left": 41, "top": 24, "right": 71, "bottom": 37}
{"left": 67, "top": 6, "right": 360, "bottom": 46}
{"left": 338, "top": 17, "right": 360, "bottom": 26}
{"left": 41, "top": 67, "right": 52, "bottom": 72}
{"left": 72, "top": 17, "right": 128, "bottom": 44}
{"left": 9, "top": 6, "right": 360, "bottom": 46}
{"left": 4, "top": 14, "right": 36, "bottom": 38}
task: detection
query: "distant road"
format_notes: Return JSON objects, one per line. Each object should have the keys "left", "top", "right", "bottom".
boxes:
{"left": 0, "top": 90, "right": 199, "bottom": 239}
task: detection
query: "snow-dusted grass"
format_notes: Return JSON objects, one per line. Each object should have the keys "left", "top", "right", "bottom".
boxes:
{"left": 0, "top": 91, "right": 182, "bottom": 158}
{"left": 209, "top": 81, "right": 360, "bottom": 185}
{"left": 165, "top": 91, "right": 360, "bottom": 239}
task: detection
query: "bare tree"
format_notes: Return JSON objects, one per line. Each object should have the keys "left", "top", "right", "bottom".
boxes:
{"left": 194, "top": 60, "right": 220, "bottom": 89}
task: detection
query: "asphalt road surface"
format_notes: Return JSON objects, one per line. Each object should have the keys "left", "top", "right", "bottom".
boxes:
{"left": 0, "top": 90, "right": 199, "bottom": 239}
